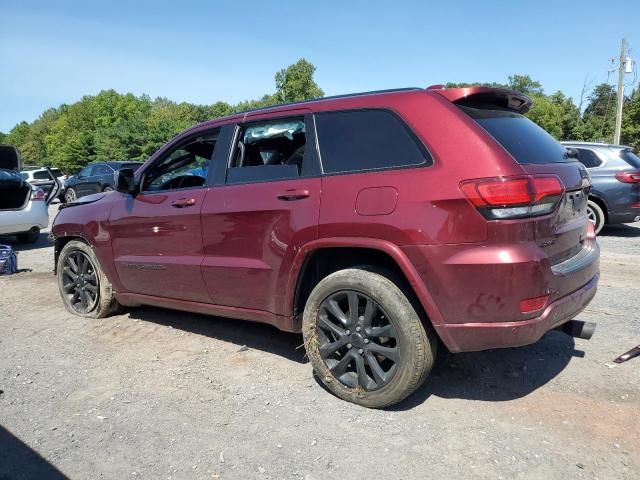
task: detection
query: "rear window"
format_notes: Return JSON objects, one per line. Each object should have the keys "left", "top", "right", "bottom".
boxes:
{"left": 575, "top": 148, "right": 603, "bottom": 168}
{"left": 620, "top": 149, "right": 640, "bottom": 169}
{"left": 315, "top": 109, "right": 431, "bottom": 174}
{"left": 33, "top": 171, "right": 51, "bottom": 180}
{"left": 461, "top": 106, "right": 572, "bottom": 164}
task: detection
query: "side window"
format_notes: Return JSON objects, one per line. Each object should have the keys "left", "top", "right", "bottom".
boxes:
{"left": 92, "top": 164, "right": 113, "bottom": 176}
{"left": 78, "top": 166, "right": 92, "bottom": 177}
{"left": 33, "top": 171, "right": 50, "bottom": 180}
{"left": 315, "top": 109, "right": 431, "bottom": 174}
{"left": 141, "top": 130, "right": 218, "bottom": 192}
{"left": 227, "top": 118, "right": 306, "bottom": 184}
{"left": 576, "top": 149, "right": 603, "bottom": 168}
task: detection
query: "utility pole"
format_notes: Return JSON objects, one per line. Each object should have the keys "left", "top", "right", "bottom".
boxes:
{"left": 614, "top": 38, "right": 627, "bottom": 145}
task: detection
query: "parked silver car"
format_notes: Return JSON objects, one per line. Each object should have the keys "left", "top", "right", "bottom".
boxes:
{"left": 0, "top": 145, "right": 60, "bottom": 243}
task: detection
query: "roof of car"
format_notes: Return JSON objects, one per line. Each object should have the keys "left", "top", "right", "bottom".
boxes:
{"left": 561, "top": 141, "right": 632, "bottom": 149}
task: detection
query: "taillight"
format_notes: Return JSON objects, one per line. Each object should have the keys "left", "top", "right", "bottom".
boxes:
{"left": 460, "top": 175, "right": 565, "bottom": 219}
{"left": 615, "top": 172, "right": 640, "bottom": 183}
{"left": 519, "top": 294, "right": 549, "bottom": 314}
{"left": 31, "top": 188, "right": 46, "bottom": 201}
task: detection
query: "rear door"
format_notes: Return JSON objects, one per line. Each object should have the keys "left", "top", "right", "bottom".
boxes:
{"left": 200, "top": 112, "right": 321, "bottom": 315}
{"left": 86, "top": 164, "right": 114, "bottom": 194}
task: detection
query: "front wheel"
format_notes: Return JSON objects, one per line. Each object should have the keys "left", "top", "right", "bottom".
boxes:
{"left": 103, "top": 186, "right": 114, "bottom": 192}
{"left": 57, "top": 240, "right": 120, "bottom": 318}
{"left": 302, "top": 268, "right": 436, "bottom": 408}
{"left": 587, "top": 199, "right": 605, "bottom": 235}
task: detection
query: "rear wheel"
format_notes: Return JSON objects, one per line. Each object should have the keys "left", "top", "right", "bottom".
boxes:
{"left": 65, "top": 188, "right": 76, "bottom": 203}
{"left": 587, "top": 199, "right": 605, "bottom": 234}
{"left": 103, "top": 186, "right": 114, "bottom": 192}
{"left": 57, "top": 240, "right": 120, "bottom": 318}
{"left": 302, "top": 268, "right": 436, "bottom": 408}
{"left": 16, "top": 228, "right": 40, "bottom": 244}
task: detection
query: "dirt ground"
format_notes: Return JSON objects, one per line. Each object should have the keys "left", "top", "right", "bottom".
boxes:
{"left": 1, "top": 203, "right": 639, "bottom": 480}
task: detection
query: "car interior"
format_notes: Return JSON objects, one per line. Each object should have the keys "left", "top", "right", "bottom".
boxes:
{"left": 142, "top": 134, "right": 217, "bottom": 192}
{"left": 232, "top": 120, "right": 306, "bottom": 173}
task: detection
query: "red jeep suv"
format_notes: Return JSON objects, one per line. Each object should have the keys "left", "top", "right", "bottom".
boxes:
{"left": 52, "top": 86, "right": 599, "bottom": 408}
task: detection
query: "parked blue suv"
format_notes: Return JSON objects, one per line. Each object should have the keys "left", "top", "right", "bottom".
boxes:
{"left": 562, "top": 142, "right": 640, "bottom": 233}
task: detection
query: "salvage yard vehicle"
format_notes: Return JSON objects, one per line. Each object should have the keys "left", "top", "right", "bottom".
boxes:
{"left": 51, "top": 86, "right": 599, "bottom": 408}
{"left": 1, "top": 145, "right": 60, "bottom": 243}
{"left": 21, "top": 166, "right": 67, "bottom": 200}
{"left": 561, "top": 141, "right": 640, "bottom": 234}
{"left": 63, "top": 161, "right": 143, "bottom": 202}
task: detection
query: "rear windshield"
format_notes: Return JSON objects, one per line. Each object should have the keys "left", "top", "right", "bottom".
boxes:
{"left": 51, "top": 168, "right": 64, "bottom": 176}
{"left": 460, "top": 106, "right": 572, "bottom": 164}
{"left": 620, "top": 149, "right": 640, "bottom": 169}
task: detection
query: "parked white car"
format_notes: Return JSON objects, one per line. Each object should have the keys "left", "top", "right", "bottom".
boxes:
{"left": 21, "top": 166, "right": 67, "bottom": 200}
{"left": 0, "top": 145, "right": 60, "bottom": 243}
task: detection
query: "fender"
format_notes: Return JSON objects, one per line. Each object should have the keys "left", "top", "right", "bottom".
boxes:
{"left": 286, "top": 237, "right": 447, "bottom": 328}
{"left": 51, "top": 199, "right": 123, "bottom": 292}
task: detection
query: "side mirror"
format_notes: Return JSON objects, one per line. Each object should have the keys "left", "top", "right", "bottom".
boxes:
{"left": 115, "top": 168, "right": 137, "bottom": 194}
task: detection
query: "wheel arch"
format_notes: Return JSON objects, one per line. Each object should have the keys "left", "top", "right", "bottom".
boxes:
{"left": 288, "top": 238, "right": 446, "bottom": 338}
{"left": 53, "top": 235, "right": 89, "bottom": 274}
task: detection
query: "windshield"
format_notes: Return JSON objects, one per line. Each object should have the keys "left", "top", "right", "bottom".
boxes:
{"left": 460, "top": 106, "right": 573, "bottom": 164}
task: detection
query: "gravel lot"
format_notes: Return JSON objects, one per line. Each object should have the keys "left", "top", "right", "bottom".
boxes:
{"left": 1, "top": 203, "right": 639, "bottom": 479}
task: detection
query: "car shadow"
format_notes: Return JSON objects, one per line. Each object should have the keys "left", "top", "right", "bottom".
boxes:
{"left": 129, "top": 306, "right": 581, "bottom": 409}
{"left": 599, "top": 223, "right": 640, "bottom": 237}
{"left": 0, "top": 424, "right": 67, "bottom": 479}
{"left": 390, "top": 329, "right": 580, "bottom": 410}
{"left": 0, "top": 232, "right": 52, "bottom": 252}
{"left": 128, "top": 306, "right": 306, "bottom": 363}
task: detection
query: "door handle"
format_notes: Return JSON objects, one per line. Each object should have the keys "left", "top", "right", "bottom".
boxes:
{"left": 171, "top": 198, "right": 196, "bottom": 208}
{"left": 276, "top": 189, "right": 310, "bottom": 201}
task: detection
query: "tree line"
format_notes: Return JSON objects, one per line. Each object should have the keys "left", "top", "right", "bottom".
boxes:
{"left": 1, "top": 60, "right": 639, "bottom": 173}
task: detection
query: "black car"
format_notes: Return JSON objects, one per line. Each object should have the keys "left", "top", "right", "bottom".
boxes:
{"left": 64, "top": 161, "right": 143, "bottom": 202}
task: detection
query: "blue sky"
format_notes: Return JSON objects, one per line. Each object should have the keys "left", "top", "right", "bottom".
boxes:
{"left": 1, "top": 0, "right": 639, "bottom": 132}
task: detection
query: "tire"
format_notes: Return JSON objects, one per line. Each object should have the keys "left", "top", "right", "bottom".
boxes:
{"left": 302, "top": 268, "right": 436, "bottom": 408}
{"left": 57, "top": 240, "right": 120, "bottom": 318}
{"left": 16, "top": 228, "right": 40, "bottom": 244}
{"left": 103, "top": 186, "right": 114, "bottom": 192}
{"left": 587, "top": 199, "right": 605, "bottom": 235}
{"left": 65, "top": 188, "right": 77, "bottom": 203}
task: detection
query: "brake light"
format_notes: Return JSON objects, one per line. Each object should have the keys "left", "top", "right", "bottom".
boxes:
{"left": 460, "top": 175, "right": 564, "bottom": 219}
{"left": 31, "top": 188, "right": 46, "bottom": 201}
{"left": 520, "top": 294, "right": 549, "bottom": 314}
{"left": 615, "top": 172, "right": 640, "bottom": 183}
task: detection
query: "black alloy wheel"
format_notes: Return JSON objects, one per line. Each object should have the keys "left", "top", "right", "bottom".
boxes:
{"left": 317, "top": 290, "right": 399, "bottom": 390}
{"left": 61, "top": 250, "right": 99, "bottom": 313}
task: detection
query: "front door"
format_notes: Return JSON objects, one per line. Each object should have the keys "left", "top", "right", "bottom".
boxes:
{"left": 200, "top": 113, "right": 321, "bottom": 315}
{"left": 109, "top": 127, "right": 221, "bottom": 302}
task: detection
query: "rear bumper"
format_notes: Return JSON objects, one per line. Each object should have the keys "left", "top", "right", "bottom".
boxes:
{"left": 435, "top": 273, "right": 599, "bottom": 352}
{"left": 608, "top": 209, "right": 640, "bottom": 224}
{"left": 0, "top": 201, "right": 49, "bottom": 235}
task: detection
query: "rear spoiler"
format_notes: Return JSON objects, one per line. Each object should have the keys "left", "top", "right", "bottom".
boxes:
{"left": 427, "top": 85, "right": 533, "bottom": 114}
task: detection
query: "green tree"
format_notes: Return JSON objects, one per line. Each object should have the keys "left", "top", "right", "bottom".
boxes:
{"left": 507, "top": 74, "right": 544, "bottom": 96}
{"left": 274, "top": 58, "right": 324, "bottom": 103}
{"left": 573, "top": 83, "right": 617, "bottom": 142}
{"left": 621, "top": 88, "right": 640, "bottom": 149}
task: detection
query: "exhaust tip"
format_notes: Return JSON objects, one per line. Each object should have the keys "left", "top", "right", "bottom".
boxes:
{"left": 559, "top": 320, "right": 596, "bottom": 340}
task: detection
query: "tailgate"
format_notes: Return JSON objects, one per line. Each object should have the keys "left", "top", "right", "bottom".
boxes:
{"left": 521, "top": 162, "right": 591, "bottom": 265}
